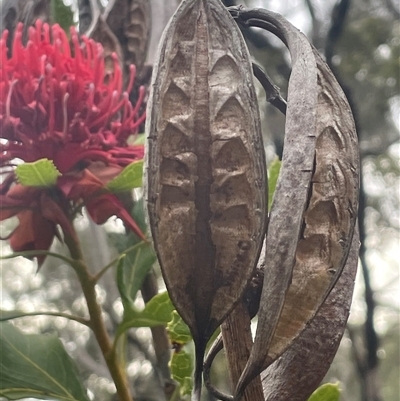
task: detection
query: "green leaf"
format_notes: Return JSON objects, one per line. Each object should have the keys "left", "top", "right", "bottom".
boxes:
{"left": 107, "top": 160, "right": 144, "bottom": 192}
{"left": 116, "top": 199, "right": 156, "bottom": 309}
{"left": 116, "top": 241, "right": 157, "bottom": 310}
{"left": 118, "top": 292, "right": 175, "bottom": 332}
{"left": 170, "top": 348, "right": 193, "bottom": 396}
{"left": 268, "top": 158, "right": 281, "bottom": 211}
{"left": 15, "top": 159, "right": 61, "bottom": 187}
{"left": 51, "top": 0, "right": 74, "bottom": 33}
{"left": 126, "top": 242, "right": 156, "bottom": 301}
{"left": 133, "top": 134, "right": 146, "bottom": 145}
{"left": 167, "top": 311, "right": 192, "bottom": 344}
{"left": 0, "top": 322, "right": 89, "bottom": 401}
{"left": 307, "top": 383, "right": 341, "bottom": 401}
{"left": 116, "top": 255, "right": 132, "bottom": 311}
{"left": 140, "top": 291, "right": 175, "bottom": 324}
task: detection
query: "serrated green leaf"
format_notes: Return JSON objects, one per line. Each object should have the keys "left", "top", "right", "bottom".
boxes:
{"left": 140, "top": 291, "right": 175, "bottom": 324}
{"left": 307, "top": 383, "right": 341, "bottom": 401}
{"left": 0, "top": 322, "right": 89, "bottom": 401}
{"left": 268, "top": 158, "right": 281, "bottom": 210}
{"left": 107, "top": 160, "right": 143, "bottom": 192}
{"left": 167, "top": 311, "right": 192, "bottom": 344}
{"left": 15, "top": 159, "right": 61, "bottom": 187}
{"left": 118, "top": 292, "right": 175, "bottom": 332}
{"left": 170, "top": 348, "right": 193, "bottom": 396}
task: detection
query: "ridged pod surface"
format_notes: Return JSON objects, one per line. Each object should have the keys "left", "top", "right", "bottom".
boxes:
{"left": 232, "top": 9, "right": 360, "bottom": 399}
{"left": 102, "top": 0, "right": 152, "bottom": 77}
{"left": 263, "top": 48, "right": 359, "bottom": 366}
{"left": 124, "top": 0, "right": 151, "bottom": 75}
{"left": 145, "top": 0, "right": 266, "bottom": 396}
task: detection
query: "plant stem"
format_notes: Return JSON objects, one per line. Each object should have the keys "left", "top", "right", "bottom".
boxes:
{"left": 221, "top": 302, "right": 264, "bottom": 401}
{"left": 64, "top": 231, "right": 133, "bottom": 401}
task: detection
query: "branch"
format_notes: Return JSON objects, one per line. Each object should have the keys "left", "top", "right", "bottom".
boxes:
{"left": 0, "top": 311, "right": 90, "bottom": 327}
{"left": 304, "top": 0, "right": 323, "bottom": 48}
{"left": 383, "top": 0, "right": 400, "bottom": 18}
{"left": 325, "top": 0, "right": 351, "bottom": 66}
{"left": 252, "top": 63, "right": 287, "bottom": 115}
{"left": 324, "top": 3, "right": 383, "bottom": 400}
{"left": 63, "top": 230, "right": 134, "bottom": 401}
{"left": 0, "top": 249, "right": 75, "bottom": 266}
{"left": 360, "top": 137, "right": 399, "bottom": 157}
{"left": 221, "top": 303, "right": 264, "bottom": 401}
{"left": 204, "top": 335, "right": 230, "bottom": 401}
{"left": 93, "top": 241, "right": 146, "bottom": 282}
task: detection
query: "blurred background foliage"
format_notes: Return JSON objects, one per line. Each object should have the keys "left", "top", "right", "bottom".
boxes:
{"left": 0, "top": 0, "right": 399, "bottom": 400}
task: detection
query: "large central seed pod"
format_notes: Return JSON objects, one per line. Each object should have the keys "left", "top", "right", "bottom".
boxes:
{"left": 145, "top": 0, "right": 266, "bottom": 397}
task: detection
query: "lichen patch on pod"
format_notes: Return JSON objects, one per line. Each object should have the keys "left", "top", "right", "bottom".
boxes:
{"left": 145, "top": 0, "right": 267, "bottom": 398}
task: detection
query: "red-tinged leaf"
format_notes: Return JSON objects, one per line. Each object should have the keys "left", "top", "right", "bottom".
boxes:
{"left": 39, "top": 192, "right": 76, "bottom": 241}
{"left": 87, "top": 163, "right": 124, "bottom": 185}
{"left": 9, "top": 210, "right": 56, "bottom": 265}
{"left": 0, "top": 197, "right": 23, "bottom": 220}
{"left": 0, "top": 173, "right": 15, "bottom": 195}
{"left": 87, "top": 193, "right": 146, "bottom": 240}
{"left": 59, "top": 169, "right": 145, "bottom": 240}
{"left": 0, "top": 185, "right": 39, "bottom": 220}
{"left": 58, "top": 169, "right": 105, "bottom": 199}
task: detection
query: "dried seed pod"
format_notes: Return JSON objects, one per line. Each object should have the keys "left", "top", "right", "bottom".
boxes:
{"left": 233, "top": 9, "right": 359, "bottom": 398}
{"left": 261, "top": 227, "right": 360, "bottom": 401}
{"left": 125, "top": 0, "right": 151, "bottom": 75}
{"left": 145, "top": 0, "right": 267, "bottom": 398}
{"left": 104, "top": 0, "right": 152, "bottom": 77}
{"left": 263, "top": 47, "right": 359, "bottom": 366}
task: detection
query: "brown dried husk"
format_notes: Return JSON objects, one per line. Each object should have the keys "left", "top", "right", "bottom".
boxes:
{"left": 145, "top": 0, "right": 267, "bottom": 397}
{"left": 103, "top": 0, "right": 152, "bottom": 77}
{"left": 235, "top": 9, "right": 360, "bottom": 398}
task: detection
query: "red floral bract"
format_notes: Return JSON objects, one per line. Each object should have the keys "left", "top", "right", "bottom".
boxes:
{"left": 0, "top": 21, "right": 146, "bottom": 262}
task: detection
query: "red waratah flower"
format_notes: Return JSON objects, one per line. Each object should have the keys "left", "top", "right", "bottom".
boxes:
{"left": 0, "top": 21, "right": 146, "bottom": 262}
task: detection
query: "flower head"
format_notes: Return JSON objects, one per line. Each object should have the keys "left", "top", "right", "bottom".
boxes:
{"left": 0, "top": 21, "right": 146, "bottom": 261}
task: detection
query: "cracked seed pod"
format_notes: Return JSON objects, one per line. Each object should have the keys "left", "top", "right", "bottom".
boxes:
{"left": 234, "top": 9, "right": 360, "bottom": 398}
{"left": 261, "top": 227, "right": 360, "bottom": 401}
{"left": 145, "top": 0, "right": 267, "bottom": 398}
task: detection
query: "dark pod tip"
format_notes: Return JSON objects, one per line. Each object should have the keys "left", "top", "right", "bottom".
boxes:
{"left": 191, "top": 341, "right": 207, "bottom": 401}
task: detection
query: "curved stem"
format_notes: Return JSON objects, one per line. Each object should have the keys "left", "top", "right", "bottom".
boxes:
{"left": 93, "top": 241, "right": 145, "bottom": 282}
{"left": 0, "top": 249, "right": 75, "bottom": 266}
{"left": 63, "top": 230, "right": 133, "bottom": 401}
{"left": 0, "top": 311, "right": 90, "bottom": 326}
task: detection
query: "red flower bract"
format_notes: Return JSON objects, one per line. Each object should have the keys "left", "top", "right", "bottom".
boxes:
{"left": 0, "top": 21, "right": 146, "bottom": 261}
